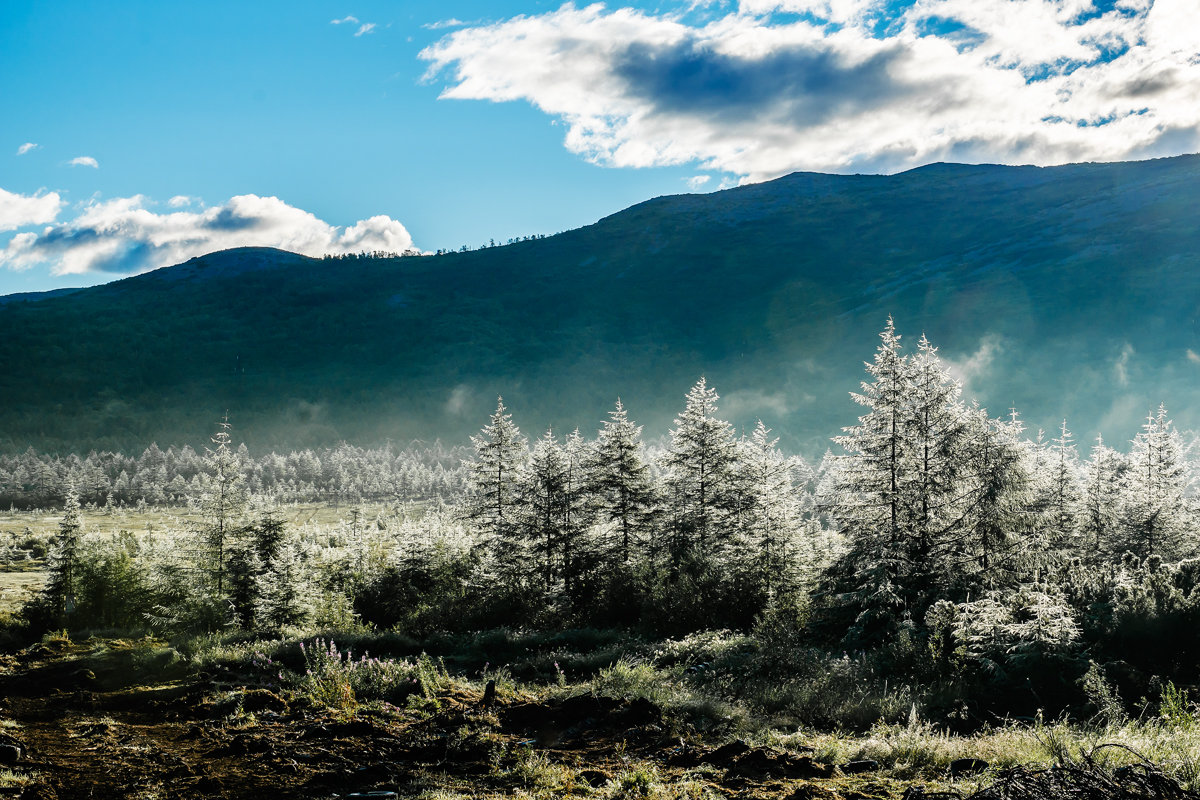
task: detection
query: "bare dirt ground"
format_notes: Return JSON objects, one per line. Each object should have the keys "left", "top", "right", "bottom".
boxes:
{"left": 0, "top": 636, "right": 916, "bottom": 800}
{"left": 3, "top": 637, "right": 1198, "bottom": 800}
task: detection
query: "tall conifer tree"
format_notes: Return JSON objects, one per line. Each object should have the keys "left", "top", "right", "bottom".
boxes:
{"left": 199, "top": 417, "right": 248, "bottom": 596}
{"left": 663, "top": 378, "right": 739, "bottom": 567}
{"left": 586, "top": 399, "right": 657, "bottom": 566}
{"left": 738, "top": 420, "right": 801, "bottom": 598}
{"left": 45, "top": 487, "right": 83, "bottom": 624}
{"left": 466, "top": 397, "right": 528, "bottom": 553}
{"left": 1120, "top": 405, "right": 1191, "bottom": 559}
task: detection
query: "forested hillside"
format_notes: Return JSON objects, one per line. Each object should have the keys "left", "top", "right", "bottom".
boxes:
{"left": 2, "top": 155, "right": 1199, "bottom": 453}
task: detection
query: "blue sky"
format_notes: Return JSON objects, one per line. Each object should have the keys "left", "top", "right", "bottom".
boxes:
{"left": 2, "top": 0, "right": 1197, "bottom": 294}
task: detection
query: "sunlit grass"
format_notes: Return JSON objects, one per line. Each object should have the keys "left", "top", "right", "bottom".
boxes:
{"left": 0, "top": 501, "right": 417, "bottom": 538}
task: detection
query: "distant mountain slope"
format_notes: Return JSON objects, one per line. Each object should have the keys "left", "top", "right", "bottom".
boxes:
{"left": 3, "top": 155, "right": 1199, "bottom": 453}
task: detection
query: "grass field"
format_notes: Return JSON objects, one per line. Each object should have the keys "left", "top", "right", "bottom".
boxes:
{"left": 0, "top": 501, "right": 409, "bottom": 616}
{"left": 0, "top": 500, "right": 411, "bottom": 538}
{"left": 0, "top": 571, "right": 44, "bottom": 614}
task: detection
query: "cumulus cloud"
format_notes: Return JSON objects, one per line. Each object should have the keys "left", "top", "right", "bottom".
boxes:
{"left": 167, "top": 195, "right": 195, "bottom": 208}
{"left": 16, "top": 143, "right": 38, "bottom": 156}
{"left": 68, "top": 156, "right": 99, "bottom": 168}
{"left": 0, "top": 194, "right": 417, "bottom": 275}
{"left": 685, "top": 174, "right": 711, "bottom": 190}
{"left": 331, "top": 15, "right": 359, "bottom": 24}
{"left": 0, "top": 188, "right": 63, "bottom": 232}
{"left": 421, "top": 0, "right": 1200, "bottom": 179}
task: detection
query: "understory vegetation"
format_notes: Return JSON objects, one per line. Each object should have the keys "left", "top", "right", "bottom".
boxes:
{"left": 7, "top": 320, "right": 1200, "bottom": 751}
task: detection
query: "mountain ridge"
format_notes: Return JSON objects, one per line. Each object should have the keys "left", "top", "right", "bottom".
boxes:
{"left": 2, "top": 154, "right": 1199, "bottom": 454}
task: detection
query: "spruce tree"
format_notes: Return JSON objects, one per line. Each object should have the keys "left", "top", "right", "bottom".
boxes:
{"left": 226, "top": 508, "right": 289, "bottom": 628}
{"left": 827, "top": 319, "right": 911, "bottom": 640}
{"left": 251, "top": 508, "right": 288, "bottom": 566}
{"left": 516, "top": 429, "right": 570, "bottom": 598}
{"left": 198, "top": 417, "right": 248, "bottom": 597}
{"left": 44, "top": 488, "right": 84, "bottom": 624}
{"left": 663, "top": 378, "right": 739, "bottom": 568}
{"left": 1120, "top": 405, "right": 1191, "bottom": 559}
{"left": 902, "top": 334, "right": 968, "bottom": 573}
{"left": 737, "top": 420, "right": 801, "bottom": 598}
{"left": 225, "top": 542, "right": 263, "bottom": 628}
{"left": 1044, "top": 420, "right": 1083, "bottom": 553}
{"left": 832, "top": 319, "right": 907, "bottom": 549}
{"left": 466, "top": 398, "right": 527, "bottom": 544}
{"left": 254, "top": 539, "right": 314, "bottom": 628}
{"left": 828, "top": 322, "right": 974, "bottom": 642}
{"left": 1080, "top": 435, "right": 1124, "bottom": 562}
{"left": 586, "top": 399, "right": 657, "bottom": 566}
{"left": 957, "top": 404, "right": 1027, "bottom": 588}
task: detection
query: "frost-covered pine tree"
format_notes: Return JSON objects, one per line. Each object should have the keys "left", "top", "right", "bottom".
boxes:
{"left": 956, "top": 404, "right": 1027, "bottom": 587}
{"left": 1080, "top": 435, "right": 1125, "bottom": 561}
{"left": 832, "top": 319, "right": 906, "bottom": 545}
{"left": 737, "top": 420, "right": 802, "bottom": 597}
{"left": 1119, "top": 405, "right": 1191, "bottom": 560}
{"left": 225, "top": 542, "right": 263, "bottom": 628}
{"left": 1021, "top": 423, "right": 1079, "bottom": 558}
{"left": 254, "top": 538, "right": 314, "bottom": 629}
{"left": 507, "top": 426, "right": 596, "bottom": 604}
{"left": 663, "top": 378, "right": 739, "bottom": 567}
{"left": 586, "top": 399, "right": 657, "bottom": 566}
{"left": 515, "top": 429, "right": 570, "bottom": 597}
{"left": 251, "top": 507, "right": 287, "bottom": 566}
{"left": 198, "top": 417, "right": 248, "bottom": 596}
{"left": 827, "top": 319, "right": 911, "bottom": 639}
{"left": 828, "top": 322, "right": 978, "bottom": 641}
{"left": 467, "top": 399, "right": 527, "bottom": 535}
{"left": 1043, "top": 420, "right": 1083, "bottom": 552}
{"left": 226, "top": 508, "right": 289, "bottom": 628}
{"left": 44, "top": 488, "right": 84, "bottom": 623}
{"left": 806, "top": 449, "right": 845, "bottom": 578}
{"left": 902, "top": 334, "right": 968, "bottom": 571}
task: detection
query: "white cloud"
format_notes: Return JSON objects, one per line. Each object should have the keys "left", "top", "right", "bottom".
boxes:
{"left": 0, "top": 188, "right": 63, "bottom": 232}
{"left": 424, "top": 18, "right": 470, "bottom": 30}
{"left": 68, "top": 156, "right": 99, "bottom": 168}
{"left": 16, "top": 142, "right": 38, "bottom": 156}
{"left": 685, "top": 174, "right": 711, "bottom": 190}
{"left": 332, "top": 15, "right": 377, "bottom": 36}
{"left": 1187, "top": 348, "right": 1200, "bottom": 365}
{"left": 0, "top": 193, "right": 417, "bottom": 275}
{"left": 167, "top": 195, "right": 195, "bottom": 208}
{"left": 421, "top": 1, "right": 1200, "bottom": 179}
